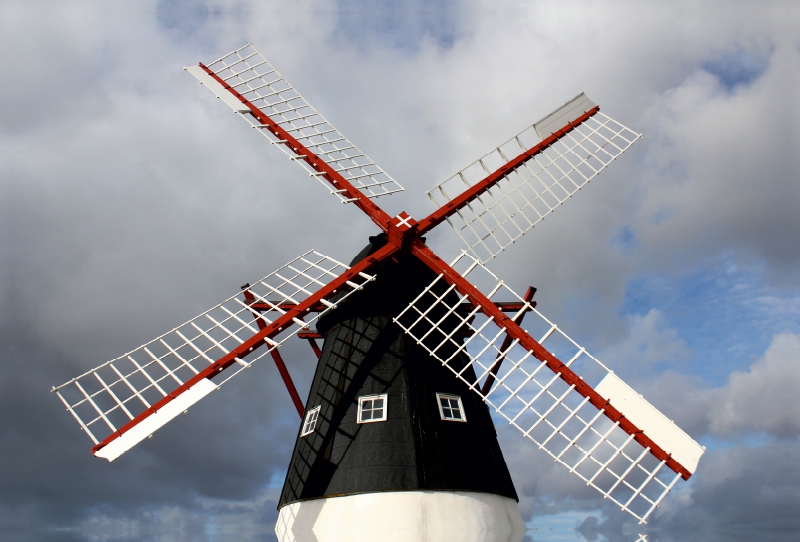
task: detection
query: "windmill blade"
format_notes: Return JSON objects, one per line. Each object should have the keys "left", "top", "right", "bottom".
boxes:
{"left": 185, "top": 43, "right": 404, "bottom": 204}
{"left": 52, "top": 250, "right": 381, "bottom": 462}
{"left": 420, "top": 94, "right": 640, "bottom": 263}
{"left": 396, "top": 247, "right": 704, "bottom": 524}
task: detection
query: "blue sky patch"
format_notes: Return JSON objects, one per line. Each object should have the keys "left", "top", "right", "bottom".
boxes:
{"left": 702, "top": 46, "right": 771, "bottom": 91}
{"left": 334, "top": 0, "right": 463, "bottom": 52}
{"left": 622, "top": 256, "right": 800, "bottom": 386}
{"left": 157, "top": 0, "right": 212, "bottom": 34}
{"left": 611, "top": 225, "right": 636, "bottom": 252}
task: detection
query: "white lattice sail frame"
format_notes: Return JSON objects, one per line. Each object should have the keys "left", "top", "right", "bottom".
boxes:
{"left": 427, "top": 94, "right": 640, "bottom": 263}
{"left": 185, "top": 43, "right": 404, "bottom": 203}
{"left": 53, "top": 250, "right": 374, "bottom": 462}
{"left": 394, "top": 252, "right": 704, "bottom": 523}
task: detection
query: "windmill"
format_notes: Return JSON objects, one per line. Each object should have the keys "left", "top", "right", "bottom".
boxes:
{"left": 53, "top": 44, "right": 704, "bottom": 542}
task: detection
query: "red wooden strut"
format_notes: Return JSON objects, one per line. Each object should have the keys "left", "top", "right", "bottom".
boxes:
{"left": 480, "top": 286, "right": 536, "bottom": 396}
{"left": 242, "top": 287, "right": 305, "bottom": 417}
{"left": 269, "top": 349, "right": 305, "bottom": 417}
{"left": 305, "top": 338, "right": 323, "bottom": 359}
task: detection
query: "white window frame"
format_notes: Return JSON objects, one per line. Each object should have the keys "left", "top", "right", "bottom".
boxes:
{"left": 357, "top": 394, "right": 388, "bottom": 424}
{"left": 436, "top": 393, "right": 467, "bottom": 422}
{"left": 300, "top": 405, "right": 321, "bottom": 437}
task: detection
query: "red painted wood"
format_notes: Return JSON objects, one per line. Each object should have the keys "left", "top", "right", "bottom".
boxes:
{"left": 480, "top": 286, "right": 536, "bottom": 395}
{"left": 242, "top": 289, "right": 304, "bottom": 418}
{"left": 411, "top": 241, "right": 692, "bottom": 480}
{"left": 269, "top": 349, "right": 305, "bottom": 417}
{"left": 307, "top": 338, "right": 322, "bottom": 360}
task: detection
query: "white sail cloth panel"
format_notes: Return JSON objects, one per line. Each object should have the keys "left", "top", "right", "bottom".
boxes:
{"left": 426, "top": 97, "right": 640, "bottom": 263}
{"left": 394, "top": 253, "right": 704, "bottom": 523}
{"left": 53, "top": 250, "right": 374, "bottom": 461}
{"left": 186, "top": 43, "right": 404, "bottom": 202}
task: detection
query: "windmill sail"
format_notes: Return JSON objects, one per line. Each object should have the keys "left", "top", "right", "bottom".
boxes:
{"left": 185, "top": 43, "right": 404, "bottom": 203}
{"left": 53, "top": 250, "right": 375, "bottom": 462}
{"left": 425, "top": 94, "right": 640, "bottom": 263}
{"left": 395, "top": 250, "right": 704, "bottom": 523}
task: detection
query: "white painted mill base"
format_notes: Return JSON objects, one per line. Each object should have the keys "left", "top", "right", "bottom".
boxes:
{"left": 275, "top": 491, "right": 525, "bottom": 542}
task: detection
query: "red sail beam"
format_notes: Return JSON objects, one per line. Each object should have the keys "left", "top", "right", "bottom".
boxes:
{"left": 411, "top": 240, "right": 692, "bottom": 481}
{"left": 91, "top": 243, "right": 399, "bottom": 455}
{"left": 416, "top": 107, "right": 600, "bottom": 236}
{"left": 269, "top": 349, "right": 305, "bottom": 417}
{"left": 480, "top": 286, "right": 536, "bottom": 395}
{"left": 198, "top": 63, "right": 394, "bottom": 233}
{"left": 306, "top": 338, "right": 323, "bottom": 359}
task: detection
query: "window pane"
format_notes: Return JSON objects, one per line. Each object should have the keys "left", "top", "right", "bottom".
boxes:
{"left": 437, "top": 393, "right": 466, "bottom": 422}
{"left": 301, "top": 406, "right": 321, "bottom": 436}
{"left": 358, "top": 394, "right": 388, "bottom": 424}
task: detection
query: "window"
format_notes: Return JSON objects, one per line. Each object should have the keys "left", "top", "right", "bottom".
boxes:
{"left": 436, "top": 393, "right": 466, "bottom": 422}
{"left": 357, "top": 394, "right": 388, "bottom": 424}
{"left": 301, "top": 406, "right": 321, "bottom": 437}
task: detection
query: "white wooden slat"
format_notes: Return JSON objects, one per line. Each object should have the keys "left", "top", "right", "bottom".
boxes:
{"left": 427, "top": 108, "right": 641, "bottom": 263}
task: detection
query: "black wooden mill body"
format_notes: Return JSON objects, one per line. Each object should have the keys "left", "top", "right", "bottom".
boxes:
{"left": 278, "top": 236, "right": 519, "bottom": 508}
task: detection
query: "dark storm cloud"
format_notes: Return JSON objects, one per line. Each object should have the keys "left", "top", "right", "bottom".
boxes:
{"left": 2, "top": 1, "right": 800, "bottom": 541}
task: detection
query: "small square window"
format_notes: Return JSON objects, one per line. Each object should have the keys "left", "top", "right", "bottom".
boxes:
{"left": 301, "top": 406, "right": 321, "bottom": 437}
{"left": 436, "top": 393, "right": 467, "bottom": 422}
{"left": 357, "top": 394, "right": 388, "bottom": 424}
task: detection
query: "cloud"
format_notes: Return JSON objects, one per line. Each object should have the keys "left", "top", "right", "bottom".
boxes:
{"left": 707, "top": 333, "right": 800, "bottom": 438}
{"left": 650, "top": 441, "right": 800, "bottom": 541}
{"left": 74, "top": 489, "right": 281, "bottom": 542}
{"left": 634, "top": 41, "right": 800, "bottom": 273}
{"left": 596, "top": 309, "right": 691, "bottom": 375}
{"left": 636, "top": 332, "right": 800, "bottom": 440}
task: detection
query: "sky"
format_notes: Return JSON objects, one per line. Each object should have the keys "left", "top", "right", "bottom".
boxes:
{"left": 1, "top": 1, "right": 799, "bottom": 541}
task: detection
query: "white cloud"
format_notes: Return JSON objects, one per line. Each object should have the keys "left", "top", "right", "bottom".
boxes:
{"left": 707, "top": 333, "right": 800, "bottom": 438}
{"left": 634, "top": 41, "right": 800, "bottom": 272}
{"left": 597, "top": 308, "right": 691, "bottom": 375}
{"left": 633, "top": 332, "right": 800, "bottom": 440}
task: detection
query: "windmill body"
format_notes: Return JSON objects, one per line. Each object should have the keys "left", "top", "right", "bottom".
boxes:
{"left": 277, "top": 236, "right": 523, "bottom": 541}
{"left": 53, "top": 44, "right": 705, "bottom": 542}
